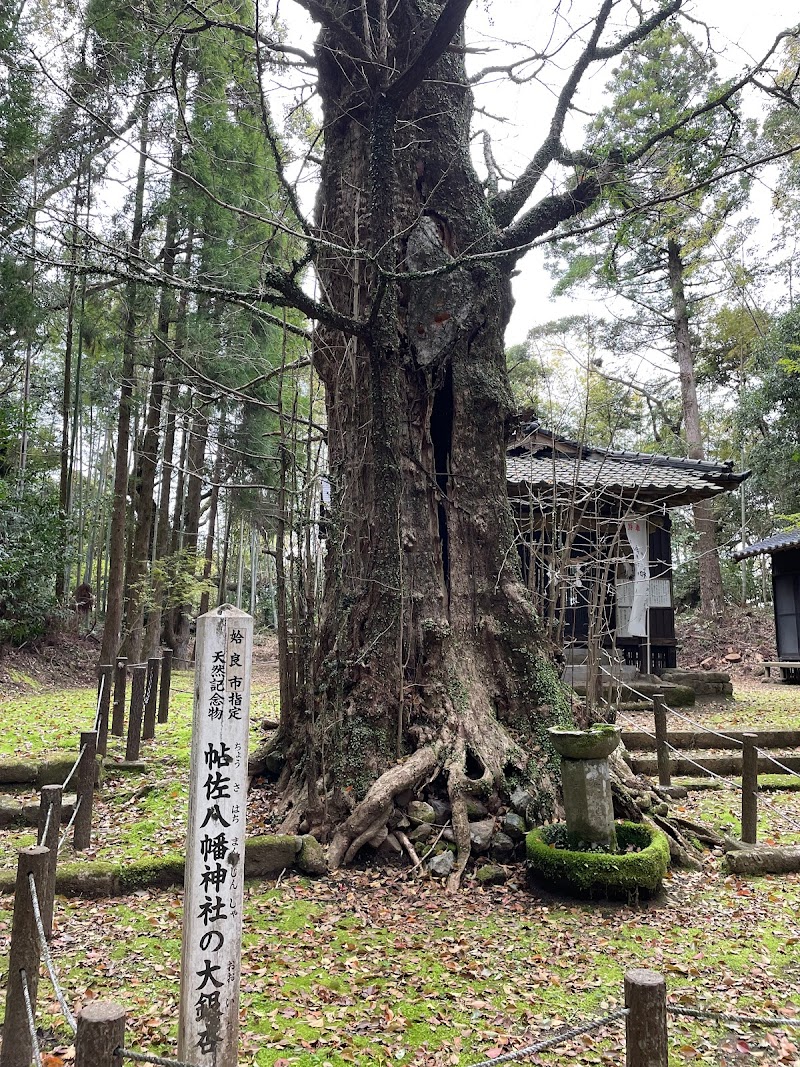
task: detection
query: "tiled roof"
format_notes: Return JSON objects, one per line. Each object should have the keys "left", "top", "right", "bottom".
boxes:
{"left": 733, "top": 530, "right": 800, "bottom": 560}
{"left": 507, "top": 423, "right": 748, "bottom": 508}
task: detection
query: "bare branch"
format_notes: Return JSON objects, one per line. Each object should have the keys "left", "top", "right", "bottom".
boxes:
{"left": 183, "top": 0, "right": 317, "bottom": 64}
{"left": 489, "top": 0, "right": 616, "bottom": 228}
{"left": 495, "top": 174, "right": 606, "bottom": 256}
{"left": 490, "top": 0, "right": 682, "bottom": 228}
{"left": 384, "top": 0, "right": 474, "bottom": 104}
{"left": 292, "top": 0, "right": 373, "bottom": 66}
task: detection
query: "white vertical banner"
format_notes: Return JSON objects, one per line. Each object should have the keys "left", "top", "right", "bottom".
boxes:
{"left": 179, "top": 605, "right": 252, "bottom": 1066}
{"left": 624, "top": 518, "right": 650, "bottom": 638}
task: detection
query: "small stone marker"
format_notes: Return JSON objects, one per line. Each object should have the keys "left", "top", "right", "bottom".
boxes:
{"left": 178, "top": 605, "right": 253, "bottom": 1066}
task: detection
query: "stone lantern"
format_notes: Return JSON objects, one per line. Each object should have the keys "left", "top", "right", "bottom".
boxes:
{"left": 547, "top": 726, "right": 621, "bottom": 850}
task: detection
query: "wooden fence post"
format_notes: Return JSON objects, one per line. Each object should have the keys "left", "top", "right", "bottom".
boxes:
{"left": 37, "top": 785, "right": 62, "bottom": 939}
{"left": 0, "top": 847, "right": 50, "bottom": 1067}
{"left": 143, "top": 656, "right": 159, "bottom": 741}
{"left": 74, "top": 731, "right": 98, "bottom": 851}
{"left": 157, "top": 648, "right": 173, "bottom": 724}
{"left": 111, "top": 657, "right": 128, "bottom": 737}
{"left": 625, "top": 968, "right": 668, "bottom": 1067}
{"left": 96, "top": 664, "right": 114, "bottom": 756}
{"left": 125, "top": 665, "right": 147, "bottom": 762}
{"left": 741, "top": 733, "right": 758, "bottom": 845}
{"left": 75, "top": 1001, "right": 126, "bottom": 1067}
{"left": 652, "top": 692, "right": 671, "bottom": 788}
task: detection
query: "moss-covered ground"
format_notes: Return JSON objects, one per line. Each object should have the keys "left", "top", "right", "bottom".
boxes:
{"left": 694, "top": 684, "right": 800, "bottom": 731}
{"left": 0, "top": 864, "right": 798, "bottom": 1066}
{"left": 0, "top": 680, "right": 799, "bottom": 1065}
{"left": 0, "top": 670, "right": 279, "bottom": 869}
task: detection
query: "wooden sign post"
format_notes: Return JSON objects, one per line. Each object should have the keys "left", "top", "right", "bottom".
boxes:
{"left": 178, "top": 605, "right": 253, "bottom": 1065}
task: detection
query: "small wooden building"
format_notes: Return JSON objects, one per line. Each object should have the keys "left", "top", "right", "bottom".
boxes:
{"left": 733, "top": 530, "right": 800, "bottom": 674}
{"left": 506, "top": 423, "right": 748, "bottom": 672}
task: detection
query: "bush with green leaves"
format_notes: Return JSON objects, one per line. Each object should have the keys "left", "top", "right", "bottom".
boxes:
{"left": 0, "top": 477, "right": 64, "bottom": 644}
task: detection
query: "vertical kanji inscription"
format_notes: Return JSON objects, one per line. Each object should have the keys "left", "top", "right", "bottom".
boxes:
{"left": 178, "top": 605, "right": 252, "bottom": 1066}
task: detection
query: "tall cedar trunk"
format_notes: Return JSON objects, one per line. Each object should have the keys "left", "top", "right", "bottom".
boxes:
{"left": 198, "top": 438, "right": 225, "bottom": 616}
{"left": 57, "top": 160, "right": 85, "bottom": 603}
{"left": 171, "top": 408, "right": 208, "bottom": 666}
{"left": 99, "top": 87, "right": 151, "bottom": 665}
{"left": 272, "top": 2, "right": 568, "bottom": 877}
{"left": 120, "top": 153, "right": 181, "bottom": 662}
{"left": 143, "top": 377, "right": 181, "bottom": 658}
{"left": 667, "top": 238, "right": 725, "bottom": 617}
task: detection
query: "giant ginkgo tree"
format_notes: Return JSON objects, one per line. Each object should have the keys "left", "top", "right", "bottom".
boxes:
{"left": 244, "top": 0, "right": 790, "bottom": 880}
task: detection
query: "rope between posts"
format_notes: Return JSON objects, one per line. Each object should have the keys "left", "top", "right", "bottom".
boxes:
{"left": 58, "top": 796, "right": 82, "bottom": 852}
{"left": 94, "top": 673, "right": 106, "bottom": 732}
{"left": 669, "top": 1005, "right": 800, "bottom": 1027}
{"left": 28, "top": 874, "right": 78, "bottom": 1033}
{"left": 617, "top": 711, "right": 800, "bottom": 835}
{"left": 659, "top": 703, "right": 745, "bottom": 747}
{"left": 62, "top": 744, "right": 88, "bottom": 791}
{"left": 598, "top": 666, "right": 746, "bottom": 749}
{"left": 38, "top": 804, "right": 52, "bottom": 847}
{"left": 467, "top": 1007, "right": 629, "bottom": 1067}
{"left": 756, "top": 748, "right": 800, "bottom": 779}
{"left": 116, "top": 1047, "right": 201, "bottom": 1066}
{"left": 615, "top": 712, "right": 743, "bottom": 792}
{"left": 659, "top": 739, "right": 743, "bottom": 789}
{"left": 20, "top": 967, "right": 44, "bottom": 1067}
{"left": 748, "top": 789, "right": 800, "bottom": 837}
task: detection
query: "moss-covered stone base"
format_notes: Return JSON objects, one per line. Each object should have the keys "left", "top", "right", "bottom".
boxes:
{"left": 526, "top": 821, "right": 670, "bottom": 901}
{"left": 0, "top": 834, "right": 326, "bottom": 897}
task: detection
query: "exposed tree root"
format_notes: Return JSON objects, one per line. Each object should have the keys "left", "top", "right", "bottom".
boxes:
{"left": 343, "top": 815, "right": 391, "bottom": 865}
{"left": 672, "top": 815, "right": 726, "bottom": 848}
{"left": 327, "top": 744, "right": 441, "bottom": 868}
{"left": 395, "top": 830, "right": 421, "bottom": 867}
{"left": 652, "top": 813, "right": 704, "bottom": 870}
{"left": 445, "top": 737, "right": 472, "bottom": 892}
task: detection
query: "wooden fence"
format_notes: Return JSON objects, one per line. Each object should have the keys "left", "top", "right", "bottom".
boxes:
{"left": 622, "top": 690, "right": 800, "bottom": 845}
{"left": 0, "top": 650, "right": 174, "bottom": 1066}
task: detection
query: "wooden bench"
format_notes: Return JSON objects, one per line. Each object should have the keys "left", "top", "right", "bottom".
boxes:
{"left": 763, "top": 661, "right": 800, "bottom": 681}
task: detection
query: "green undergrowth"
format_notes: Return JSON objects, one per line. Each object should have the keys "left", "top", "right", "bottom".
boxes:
{"left": 0, "top": 865, "right": 798, "bottom": 1066}
{"left": 0, "top": 673, "right": 279, "bottom": 870}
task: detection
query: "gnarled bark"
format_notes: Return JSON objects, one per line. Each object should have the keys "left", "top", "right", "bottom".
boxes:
{"left": 257, "top": 1, "right": 572, "bottom": 886}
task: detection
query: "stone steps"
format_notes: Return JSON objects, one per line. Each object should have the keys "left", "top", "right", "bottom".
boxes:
{"left": 622, "top": 728, "right": 800, "bottom": 752}
{"left": 570, "top": 680, "right": 696, "bottom": 706}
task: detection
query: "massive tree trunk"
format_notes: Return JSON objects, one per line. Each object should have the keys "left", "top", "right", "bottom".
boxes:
{"left": 269, "top": 1, "right": 571, "bottom": 882}
{"left": 667, "top": 238, "right": 725, "bottom": 617}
